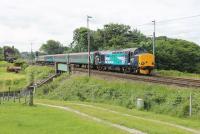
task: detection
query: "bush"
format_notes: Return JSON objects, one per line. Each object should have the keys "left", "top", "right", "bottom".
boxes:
{"left": 25, "top": 66, "right": 54, "bottom": 84}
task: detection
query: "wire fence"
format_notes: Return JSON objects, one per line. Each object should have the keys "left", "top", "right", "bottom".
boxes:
{"left": 0, "top": 88, "right": 34, "bottom": 105}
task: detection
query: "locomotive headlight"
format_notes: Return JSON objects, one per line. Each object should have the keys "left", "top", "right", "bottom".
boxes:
{"left": 141, "top": 62, "right": 145, "bottom": 65}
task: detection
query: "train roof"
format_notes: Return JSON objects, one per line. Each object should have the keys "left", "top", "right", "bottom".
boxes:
{"left": 37, "top": 48, "right": 146, "bottom": 57}
{"left": 38, "top": 52, "right": 95, "bottom": 57}
{"left": 68, "top": 52, "right": 95, "bottom": 55}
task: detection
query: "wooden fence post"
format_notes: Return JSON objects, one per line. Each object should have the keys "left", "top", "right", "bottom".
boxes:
{"left": 29, "top": 87, "right": 34, "bottom": 106}
{"left": 8, "top": 87, "right": 10, "bottom": 101}
{"left": 25, "top": 92, "right": 27, "bottom": 104}
{"left": 3, "top": 92, "right": 4, "bottom": 101}
{"left": 18, "top": 93, "right": 21, "bottom": 103}
{"left": 13, "top": 91, "right": 16, "bottom": 103}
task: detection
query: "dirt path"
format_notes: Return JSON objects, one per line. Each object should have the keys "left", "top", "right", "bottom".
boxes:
{"left": 37, "top": 103, "right": 145, "bottom": 134}
{"left": 71, "top": 103, "right": 200, "bottom": 134}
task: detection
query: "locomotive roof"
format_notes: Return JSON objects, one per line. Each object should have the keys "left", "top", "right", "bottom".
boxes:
{"left": 99, "top": 48, "right": 141, "bottom": 54}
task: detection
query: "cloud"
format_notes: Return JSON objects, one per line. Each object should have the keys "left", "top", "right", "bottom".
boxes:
{"left": 0, "top": 0, "right": 200, "bottom": 51}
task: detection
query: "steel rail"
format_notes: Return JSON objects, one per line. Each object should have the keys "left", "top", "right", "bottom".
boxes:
{"left": 73, "top": 68, "right": 200, "bottom": 88}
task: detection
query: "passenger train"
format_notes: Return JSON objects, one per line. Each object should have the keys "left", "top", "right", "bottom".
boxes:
{"left": 36, "top": 48, "right": 155, "bottom": 75}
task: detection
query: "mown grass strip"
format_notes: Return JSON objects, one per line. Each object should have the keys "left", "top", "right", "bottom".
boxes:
{"left": 69, "top": 103, "right": 200, "bottom": 134}
{"left": 0, "top": 102, "right": 128, "bottom": 134}
{"left": 36, "top": 99, "right": 200, "bottom": 134}
{"left": 37, "top": 103, "right": 145, "bottom": 134}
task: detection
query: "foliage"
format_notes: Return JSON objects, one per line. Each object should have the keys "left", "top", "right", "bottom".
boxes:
{"left": 0, "top": 63, "right": 54, "bottom": 92}
{"left": 0, "top": 46, "right": 21, "bottom": 61}
{"left": 13, "top": 59, "right": 29, "bottom": 70}
{"left": 25, "top": 66, "right": 54, "bottom": 85}
{"left": 156, "top": 69, "right": 200, "bottom": 79}
{"left": 37, "top": 75, "right": 200, "bottom": 119}
{"left": 0, "top": 47, "right": 4, "bottom": 60}
{"left": 71, "top": 23, "right": 145, "bottom": 52}
{"left": 70, "top": 24, "right": 200, "bottom": 73}
{"left": 3, "top": 46, "right": 21, "bottom": 59}
{"left": 142, "top": 37, "right": 200, "bottom": 73}
{"left": 40, "top": 40, "right": 69, "bottom": 54}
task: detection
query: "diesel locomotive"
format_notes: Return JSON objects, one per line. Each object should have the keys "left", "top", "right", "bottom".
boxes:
{"left": 36, "top": 48, "right": 155, "bottom": 75}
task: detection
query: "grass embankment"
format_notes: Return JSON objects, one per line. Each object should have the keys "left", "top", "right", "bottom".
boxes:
{"left": 37, "top": 99, "right": 200, "bottom": 134}
{"left": 156, "top": 69, "right": 200, "bottom": 79}
{"left": 0, "top": 61, "right": 54, "bottom": 92}
{"left": 0, "top": 103, "right": 126, "bottom": 134}
{"left": 36, "top": 74, "right": 200, "bottom": 119}
{"left": 0, "top": 61, "right": 26, "bottom": 91}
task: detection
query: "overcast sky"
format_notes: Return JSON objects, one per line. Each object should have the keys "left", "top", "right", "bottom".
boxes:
{"left": 1, "top": 0, "right": 200, "bottom": 52}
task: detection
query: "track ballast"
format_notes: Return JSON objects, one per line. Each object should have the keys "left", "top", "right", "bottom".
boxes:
{"left": 73, "top": 68, "right": 200, "bottom": 88}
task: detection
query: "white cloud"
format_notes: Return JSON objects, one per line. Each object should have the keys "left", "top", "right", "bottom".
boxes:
{"left": 0, "top": 0, "right": 200, "bottom": 51}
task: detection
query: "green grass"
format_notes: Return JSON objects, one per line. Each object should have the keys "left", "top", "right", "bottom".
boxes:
{"left": 36, "top": 74, "right": 200, "bottom": 119}
{"left": 25, "top": 65, "right": 54, "bottom": 81}
{"left": 0, "top": 63, "right": 54, "bottom": 92}
{"left": 0, "top": 62, "right": 26, "bottom": 91}
{"left": 0, "top": 102, "right": 128, "bottom": 134}
{"left": 156, "top": 69, "right": 200, "bottom": 79}
{"left": 36, "top": 99, "right": 200, "bottom": 134}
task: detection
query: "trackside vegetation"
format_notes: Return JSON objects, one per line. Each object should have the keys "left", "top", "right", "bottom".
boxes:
{"left": 36, "top": 74, "right": 200, "bottom": 119}
{"left": 156, "top": 69, "right": 200, "bottom": 79}
{"left": 25, "top": 66, "right": 54, "bottom": 85}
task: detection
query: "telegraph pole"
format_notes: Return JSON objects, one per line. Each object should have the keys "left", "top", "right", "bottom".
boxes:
{"left": 87, "top": 15, "right": 92, "bottom": 77}
{"left": 152, "top": 20, "right": 156, "bottom": 56}
{"left": 31, "top": 42, "right": 33, "bottom": 64}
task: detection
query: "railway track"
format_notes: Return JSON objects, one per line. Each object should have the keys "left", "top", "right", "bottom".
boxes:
{"left": 73, "top": 68, "right": 200, "bottom": 88}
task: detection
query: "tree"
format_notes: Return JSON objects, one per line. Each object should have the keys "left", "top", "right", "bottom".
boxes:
{"left": 71, "top": 27, "right": 97, "bottom": 52}
{"left": 40, "top": 40, "right": 66, "bottom": 54}
{"left": 3, "top": 46, "right": 20, "bottom": 61}
{"left": 142, "top": 37, "right": 200, "bottom": 73}
{"left": 71, "top": 23, "right": 146, "bottom": 51}
{"left": 70, "top": 23, "right": 200, "bottom": 73}
{"left": 0, "top": 47, "right": 4, "bottom": 60}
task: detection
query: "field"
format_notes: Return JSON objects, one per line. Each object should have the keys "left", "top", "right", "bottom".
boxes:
{"left": 1, "top": 63, "right": 200, "bottom": 134}
{"left": 0, "top": 102, "right": 128, "bottom": 134}
{"left": 0, "top": 99, "right": 200, "bottom": 134}
{"left": 0, "top": 61, "right": 26, "bottom": 91}
{"left": 0, "top": 100, "right": 200, "bottom": 134}
{"left": 0, "top": 62, "right": 54, "bottom": 92}
{"left": 36, "top": 99, "right": 200, "bottom": 134}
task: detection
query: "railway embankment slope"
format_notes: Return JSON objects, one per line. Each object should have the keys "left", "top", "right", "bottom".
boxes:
{"left": 36, "top": 74, "right": 200, "bottom": 120}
